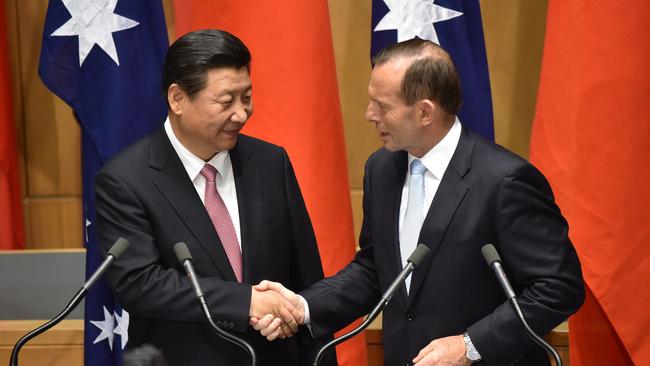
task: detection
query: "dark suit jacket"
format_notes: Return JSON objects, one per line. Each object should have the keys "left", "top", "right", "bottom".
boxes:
{"left": 302, "top": 127, "right": 584, "bottom": 365}
{"left": 95, "top": 127, "right": 336, "bottom": 366}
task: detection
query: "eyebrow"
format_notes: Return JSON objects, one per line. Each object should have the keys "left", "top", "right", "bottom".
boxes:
{"left": 216, "top": 85, "right": 253, "bottom": 97}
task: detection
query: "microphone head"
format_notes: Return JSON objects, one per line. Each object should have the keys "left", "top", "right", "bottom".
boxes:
{"left": 173, "top": 242, "right": 192, "bottom": 263}
{"left": 481, "top": 243, "right": 501, "bottom": 266}
{"left": 107, "top": 238, "right": 130, "bottom": 258}
{"left": 407, "top": 244, "right": 430, "bottom": 267}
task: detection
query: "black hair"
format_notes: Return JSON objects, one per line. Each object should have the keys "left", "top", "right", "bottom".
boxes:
{"left": 161, "top": 29, "right": 251, "bottom": 106}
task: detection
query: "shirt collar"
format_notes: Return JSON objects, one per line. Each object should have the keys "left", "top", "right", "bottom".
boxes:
{"left": 408, "top": 117, "right": 462, "bottom": 179}
{"left": 164, "top": 117, "right": 230, "bottom": 181}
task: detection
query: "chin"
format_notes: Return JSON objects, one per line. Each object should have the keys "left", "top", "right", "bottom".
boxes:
{"left": 383, "top": 142, "right": 399, "bottom": 152}
{"left": 216, "top": 138, "right": 238, "bottom": 151}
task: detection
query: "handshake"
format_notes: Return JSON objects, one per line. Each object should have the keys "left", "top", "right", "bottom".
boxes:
{"left": 248, "top": 280, "right": 305, "bottom": 341}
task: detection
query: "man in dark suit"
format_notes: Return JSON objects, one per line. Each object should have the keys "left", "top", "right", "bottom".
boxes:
{"left": 254, "top": 39, "right": 585, "bottom": 365}
{"left": 95, "top": 30, "right": 335, "bottom": 366}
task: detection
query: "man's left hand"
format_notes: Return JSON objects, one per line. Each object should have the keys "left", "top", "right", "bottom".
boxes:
{"left": 412, "top": 334, "right": 471, "bottom": 366}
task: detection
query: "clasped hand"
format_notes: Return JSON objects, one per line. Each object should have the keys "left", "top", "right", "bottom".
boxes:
{"left": 249, "top": 280, "right": 304, "bottom": 340}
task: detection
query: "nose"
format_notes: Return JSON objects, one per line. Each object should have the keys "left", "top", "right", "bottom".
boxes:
{"left": 230, "top": 102, "right": 250, "bottom": 124}
{"left": 365, "top": 102, "right": 378, "bottom": 124}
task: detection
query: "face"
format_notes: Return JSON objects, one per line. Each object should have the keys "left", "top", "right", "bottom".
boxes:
{"left": 169, "top": 67, "right": 253, "bottom": 160}
{"left": 365, "top": 59, "right": 424, "bottom": 156}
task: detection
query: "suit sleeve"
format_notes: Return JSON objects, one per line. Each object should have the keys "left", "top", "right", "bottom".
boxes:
{"left": 467, "top": 162, "right": 585, "bottom": 364}
{"left": 277, "top": 149, "right": 338, "bottom": 365}
{"left": 300, "top": 157, "right": 382, "bottom": 337}
{"left": 94, "top": 169, "right": 252, "bottom": 333}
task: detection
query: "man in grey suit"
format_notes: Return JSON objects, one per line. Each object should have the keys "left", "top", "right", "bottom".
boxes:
{"left": 253, "top": 38, "right": 584, "bottom": 365}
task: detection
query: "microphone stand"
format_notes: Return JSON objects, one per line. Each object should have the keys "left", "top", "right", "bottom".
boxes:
{"left": 197, "top": 290, "right": 257, "bottom": 366}
{"left": 482, "top": 244, "right": 562, "bottom": 366}
{"left": 509, "top": 298, "right": 562, "bottom": 366}
{"left": 174, "top": 242, "right": 256, "bottom": 366}
{"left": 313, "top": 244, "right": 430, "bottom": 366}
{"left": 10, "top": 288, "right": 86, "bottom": 366}
{"left": 10, "top": 237, "right": 130, "bottom": 366}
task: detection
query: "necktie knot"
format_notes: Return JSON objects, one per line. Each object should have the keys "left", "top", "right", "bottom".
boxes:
{"left": 200, "top": 164, "right": 219, "bottom": 183}
{"left": 410, "top": 159, "right": 427, "bottom": 176}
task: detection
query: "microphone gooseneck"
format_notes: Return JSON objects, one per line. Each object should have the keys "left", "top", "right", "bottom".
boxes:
{"left": 313, "top": 244, "right": 431, "bottom": 366}
{"left": 173, "top": 242, "right": 256, "bottom": 366}
{"left": 10, "top": 238, "right": 130, "bottom": 366}
{"left": 481, "top": 244, "right": 563, "bottom": 366}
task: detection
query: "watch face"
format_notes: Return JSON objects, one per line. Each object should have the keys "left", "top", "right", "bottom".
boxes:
{"left": 466, "top": 348, "right": 481, "bottom": 361}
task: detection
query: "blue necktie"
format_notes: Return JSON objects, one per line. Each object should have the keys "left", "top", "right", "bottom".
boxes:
{"left": 400, "top": 159, "right": 427, "bottom": 293}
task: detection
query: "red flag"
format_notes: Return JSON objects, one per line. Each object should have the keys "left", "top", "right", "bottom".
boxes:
{"left": 173, "top": 2, "right": 367, "bottom": 365}
{"left": 530, "top": 1, "right": 650, "bottom": 365}
{"left": 0, "top": 0, "right": 24, "bottom": 250}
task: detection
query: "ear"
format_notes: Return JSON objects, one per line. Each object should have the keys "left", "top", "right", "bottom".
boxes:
{"left": 167, "top": 83, "right": 186, "bottom": 116}
{"left": 417, "top": 99, "right": 437, "bottom": 127}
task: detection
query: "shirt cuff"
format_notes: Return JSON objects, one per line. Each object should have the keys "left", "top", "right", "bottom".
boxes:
{"left": 298, "top": 295, "right": 311, "bottom": 324}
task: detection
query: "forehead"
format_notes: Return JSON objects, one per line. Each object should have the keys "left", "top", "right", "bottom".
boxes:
{"left": 368, "top": 58, "right": 410, "bottom": 100}
{"left": 202, "top": 67, "right": 252, "bottom": 92}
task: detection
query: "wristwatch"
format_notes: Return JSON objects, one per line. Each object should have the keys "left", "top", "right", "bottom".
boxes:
{"left": 463, "top": 332, "right": 482, "bottom": 362}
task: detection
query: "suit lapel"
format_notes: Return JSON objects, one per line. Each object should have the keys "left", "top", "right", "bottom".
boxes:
{"left": 229, "top": 137, "right": 262, "bottom": 284}
{"left": 148, "top": 127, "right": 238, "bottom": 281}
{"left": 406, "top": 127, "right": 475, "bottom": 308}
{"left": 376, "top": 151, "right": 410, "bottom": 306}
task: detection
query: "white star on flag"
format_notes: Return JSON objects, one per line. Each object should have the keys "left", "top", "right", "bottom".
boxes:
{"left": 90, "top": 306, "right": 116, "bottom": 350}
{"left": 375, "top": 0, "right": 463, "bottom": 44}
{"left": 51, "top": 0, "right": 139, "bottom": 66}
{"left": 114, "top": 308, "right": 130, "bottom": 350}
{"left": 85, "top": 218, "right": 91, "bottom": 243}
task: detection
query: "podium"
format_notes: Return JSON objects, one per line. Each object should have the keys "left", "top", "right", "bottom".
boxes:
{"left": 0, "top": 320, "right": 83, "bottom": 365}
{"left": 0, "top": 249, "right": 569, "bottom": 366}
{"left": 364, "top": 315, "right": 570, "bottom": 366}
{"left": 0, "top": 249, "right": 85, "bottom": 365}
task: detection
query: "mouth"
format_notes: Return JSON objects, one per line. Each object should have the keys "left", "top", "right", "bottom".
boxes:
{"left": 222, "top": 129, "right": 241, "bottom": 137}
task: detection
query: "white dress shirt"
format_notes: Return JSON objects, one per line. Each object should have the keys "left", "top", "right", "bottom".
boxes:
{"left": 302, "top": 118, "right": 462, "bottom": 325}
{"left": 164, "top": 118, "right": 242, "bottom": 248}
{"left": 398, "top": 117, "right": 461, "bottom": 235}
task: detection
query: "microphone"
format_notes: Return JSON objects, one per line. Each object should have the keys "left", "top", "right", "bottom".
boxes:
{"left": 10, "top": 238, "right": 130, "bottom": 366}
{"left": 173, "top": 242, "right": 256, "bottom": 366}
{"left": 313, "top": 244, "right": 430, "bottom": 366}
{"left": 481, "top": 244, "right": 563, "bottom": 366}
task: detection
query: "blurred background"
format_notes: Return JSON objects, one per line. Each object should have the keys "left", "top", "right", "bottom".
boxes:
{"left": 3, "top": 0, "right": 546, "bottom": 249}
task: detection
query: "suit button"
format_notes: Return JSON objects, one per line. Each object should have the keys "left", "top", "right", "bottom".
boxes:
{"left": 216, "top": 320, "right": 223, "bottom": 327}
{"left": 405, "top": 312, "right": 414, "bottom": 322}
{"left": 229, "top": 322, "right": 234, "bottom": 328}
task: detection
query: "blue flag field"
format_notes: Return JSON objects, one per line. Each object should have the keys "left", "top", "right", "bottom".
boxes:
{"left": 38, "top": 0, "right": 168, "bottom": 364}
{"left": 371, "top": 0, "right": 494, "bottom": 140}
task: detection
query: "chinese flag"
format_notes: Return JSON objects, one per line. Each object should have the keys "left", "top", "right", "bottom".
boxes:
{"left": 173, "top": 2, "right": 367, "bottom": 365}
{"left": 530, "top": 1, "right": 650, "bottom": 365}
{"left": 0, "top": 0, "right": 24, "bottom": 250}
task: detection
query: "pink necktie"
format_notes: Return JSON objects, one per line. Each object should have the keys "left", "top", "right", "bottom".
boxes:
{"left": 200, "top": 164, "right": 243, "bottom": 282}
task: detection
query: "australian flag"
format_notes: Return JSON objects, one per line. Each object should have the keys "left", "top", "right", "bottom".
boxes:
{"left": 371, "top": 0, "right": 494, "bottom": 140}
{"left": 38, "top": 0, "right": 168, "bottom": 364}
